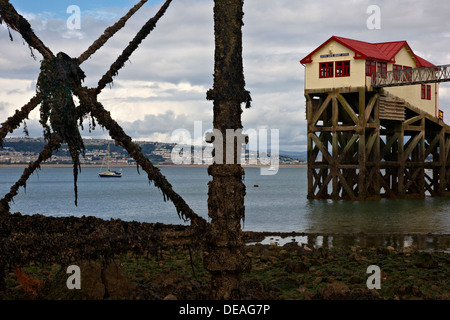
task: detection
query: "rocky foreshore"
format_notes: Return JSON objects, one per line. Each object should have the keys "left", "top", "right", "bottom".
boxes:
{"left": 1, "top": 233, "right": 448, "bottom": 300}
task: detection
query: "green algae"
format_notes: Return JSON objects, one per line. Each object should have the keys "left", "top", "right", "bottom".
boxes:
{"left": 1, "top": 242, "right": 448, "bottom": 300}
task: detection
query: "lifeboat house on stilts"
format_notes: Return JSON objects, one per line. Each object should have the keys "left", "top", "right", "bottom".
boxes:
{"left": 300, "top": 36, "right": 450, "bottom": 200}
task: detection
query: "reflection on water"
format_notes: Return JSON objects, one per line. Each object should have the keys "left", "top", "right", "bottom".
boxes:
{"left": 302, "top": 197, "right": 450, "bottom": 234}
{"left": 248, "top": 234, "right": 450, "bottom": 253}
{"left": 243, "top": 166, "right": 450, "bottom": 233}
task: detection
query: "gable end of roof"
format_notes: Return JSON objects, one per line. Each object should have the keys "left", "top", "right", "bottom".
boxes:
{"left": 300, "top": 36, "right": 435, "bottom": 68}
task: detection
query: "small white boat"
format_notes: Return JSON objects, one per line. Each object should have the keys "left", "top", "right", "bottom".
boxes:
{"left": 99, "top": 143, "right": 122, "bottom": 178}
{"left": 267, "top": 166, "right": 277, "bottom": 171}
{"left": 99, "top": 169, "right": 122, "bottom": 178}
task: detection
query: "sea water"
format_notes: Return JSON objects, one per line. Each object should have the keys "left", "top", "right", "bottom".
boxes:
{"left": 0, "top": 166, "right": 449, "bottom": 234}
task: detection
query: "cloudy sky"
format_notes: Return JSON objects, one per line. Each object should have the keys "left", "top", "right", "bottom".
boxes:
{"left": 1, "top": 0, "right": 450, "bottom": 152}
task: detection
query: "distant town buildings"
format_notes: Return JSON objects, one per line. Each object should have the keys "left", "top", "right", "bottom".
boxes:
{"left": 0, "top": 137, "right": 304, "bottom": 165}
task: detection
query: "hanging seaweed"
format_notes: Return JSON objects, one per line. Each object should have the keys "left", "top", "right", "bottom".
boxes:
{"left": 36, "top": 52, "right": 86, "bottom": 205}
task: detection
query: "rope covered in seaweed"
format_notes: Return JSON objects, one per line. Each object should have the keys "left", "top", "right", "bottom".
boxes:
{"left": 0, "top": 0, "right": 53, "bottom": 60}
{"left": 0, "top": 95, "right": 41, "bottom": 145}
{"left": 0, "top": 133, "right": 62, "bottom": 214}
{"left": 96, "top": 0, "right": 172, "bottom": 93}
{"left": 78, "top": 0, "right": 149, "bottom": 64}
{"left": 75, "top": 87, "right": 207, "bottom": 229}
{"left": 0, "top": 213, "right": 204, "bottom": 270}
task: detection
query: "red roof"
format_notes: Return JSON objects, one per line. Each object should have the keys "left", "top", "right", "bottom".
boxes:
{"left": 414, "top": 55, "right": 435, "bottom": 68}
{"left": 300, "top": 36, "right": 435, "bottom": 67}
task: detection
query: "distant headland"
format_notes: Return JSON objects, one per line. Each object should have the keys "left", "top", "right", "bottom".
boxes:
{"left": 0, "top": 137, "right": 306, "bottom": 166}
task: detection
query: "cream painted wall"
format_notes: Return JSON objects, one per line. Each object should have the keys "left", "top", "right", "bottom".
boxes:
{"left": 304, "top": 40, "right": 365, "bottom": 90}
{"left": 304, "top": 42, "right": 439, "bottom": 117}
{"left": 383, "top": 47, "right": 438, "bottom": 117}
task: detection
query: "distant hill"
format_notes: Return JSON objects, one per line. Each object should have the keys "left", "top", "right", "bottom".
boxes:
{"left": 279, "top": 150, "right": 307, "bottom": 161}
{"left": 1, "top": 138, "right": 303, "bottom": 165}
{"left": 0, "top": 138, "right": 172, "bottom": 165}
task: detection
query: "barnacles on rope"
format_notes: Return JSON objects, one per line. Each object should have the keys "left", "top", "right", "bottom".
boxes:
{"left": 78, "top": 0, "right": 149, "bottom": 64}
{"left": 0, "top": 0, "right": 53, "bottom": 60}
{"left": 0, "top": 0, "right": 205, "bottom": 228}
{"left": 96, "top": 0, "right": 172, "bottom": 93}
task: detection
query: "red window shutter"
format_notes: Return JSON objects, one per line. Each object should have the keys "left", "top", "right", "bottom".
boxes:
{"left": 377, "top": 62, "right": 387, "bottom": 78}
{"left": 403, "top": 66, "right": 412, "bottom": 81}
{"left": 343, "top": 61, "right": 350, "bottom": 76}
{"left": 393, "top": 64, "right": 402, "bottom": 80}
{"left": 335, "top": 61, "right": 350, "bottom": 77}
{"left": 371, "top": 61, "right": 377, "bottom": 75}
{"left": 320, "top": 62, "right": 334, "bottom": 78}
{"left": 365, "top": 60, "right": 377, "bottom": 76}
{"left": 335, "top": 61, "right": 342, "bottom": 77}
{"left": 327, "top": 62, "right": 333, "bottom": 77}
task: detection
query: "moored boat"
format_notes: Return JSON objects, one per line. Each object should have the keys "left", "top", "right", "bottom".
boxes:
{"left": 99, "top": 143, "right": 122, "bottom": 178}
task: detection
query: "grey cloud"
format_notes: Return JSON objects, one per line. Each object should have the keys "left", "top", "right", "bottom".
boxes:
{"left": 117, "top": 110, "right": 212, "bottom": 141}
{"left": 0, "top": 102, "right": 10, "bottom": 112}
{"left": 2, "top": 0, "right": 450, "bottom": 152}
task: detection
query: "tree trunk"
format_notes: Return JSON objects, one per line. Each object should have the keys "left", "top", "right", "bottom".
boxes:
{"left": 204, "top": 0, "right": 251, "bottom": 300}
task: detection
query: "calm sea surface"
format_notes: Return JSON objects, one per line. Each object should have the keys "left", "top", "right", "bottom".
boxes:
{"left": 0, "top": 166, "right": 449, "bottom": 234}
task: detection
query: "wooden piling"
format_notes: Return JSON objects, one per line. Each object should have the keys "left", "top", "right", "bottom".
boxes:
{"left": 306, "top": 86, "right": 450, "bottom": 200}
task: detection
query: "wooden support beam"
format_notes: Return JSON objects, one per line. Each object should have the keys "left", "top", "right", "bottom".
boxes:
{"left": 336, "top": 92, "right": 359, "bottom": 125}
{"left": 404, "top": 125, "right": 424, "bottom": 132}
{"left": 403, "top": 131, "right": 425, "bottom": 162}
{"left": 338, "top": 134, "right": 359, "bottom": 162}
{"left": 305, "top": 93, "right": 312, "bottom": 124}
{"left": 332, "top": 92, "right": 339, "bottom": 198}
{"left": 378, "top": 172, "right": 398, "bottom": 198}
{"left": 312, "top": 168, "right": 326, "bottom": 193}
{"left": 311, "top": 94, "right": 332, "bottom": 126}
{"left": 372, "top": 93, "right": 381, "bottom": 194}
{"left": 336, "top": 170, "right": 356, "bottom": 199}
{"left": 404, "top": 167, "right": 422, "bottom": 191}
{"left": 316, "top": 172, "right": 332, "bottom": 198}
{"left": 397, "top": 124, "right": 405, "bottom": 196}
{"left": 310, "top": 125, "right": 356, "bottom": 132}
{"left": 424, "top": 134, "right": 441, "bottom": 158}
{"left": 439, "top": 128, "right": 446, "bottom": 194}
{"left": 404, "top": 114, "right": 424, "bottom": 126}
{"left": 306, "top": 86, "right": 448, "bottom": 201}
{"left": 365, "top": 130, "right": 378, "bottom": 159}
{"left": 358, "top": 88, "right": 366, "bottom": 198}
{"left": 309, "top": 133, "right": 333, "bottom": 164}
{"left": 364, "top": 94, "right": 379, "bottom": 125}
